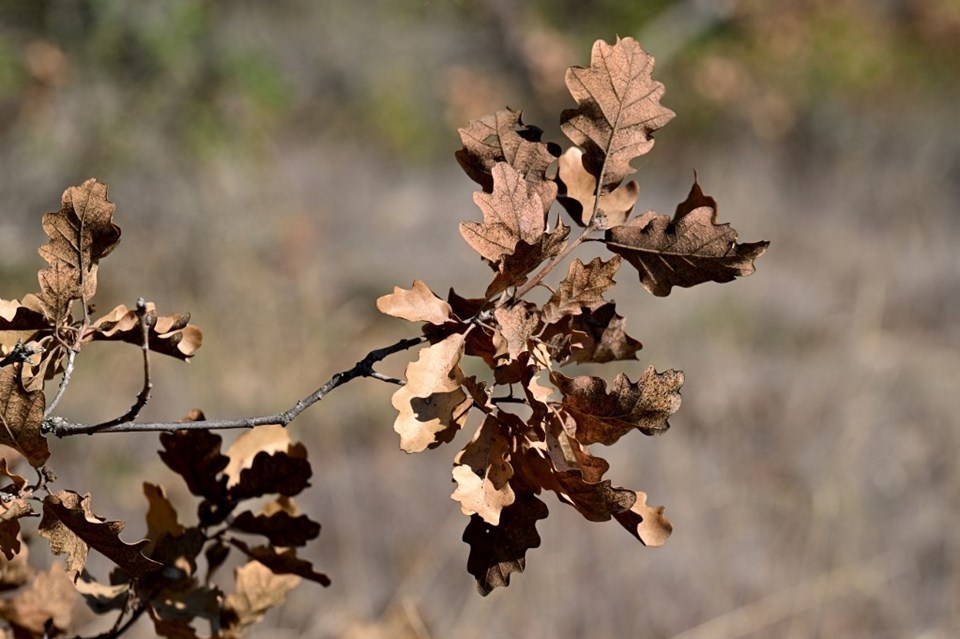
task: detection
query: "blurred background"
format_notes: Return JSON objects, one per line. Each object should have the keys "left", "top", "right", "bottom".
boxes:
{"left": 1, "top": 0, "right": 958, "bottom": 637}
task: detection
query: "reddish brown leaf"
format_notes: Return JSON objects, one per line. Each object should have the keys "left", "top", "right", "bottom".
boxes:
{"left": 376, "top": 280, "right": 452, "bottom": 325}
{"left": 558, "top": 146, "right": 639, "bottom": 228}
{"left": 543, "top": 302, "right": 642, "bottom": 365}
{"left": 451, "top": 415, "right": 516, "bottom": 525}
{"left": 39, "top": 490, "right": 162, "bottom": 578}
{"left": 223, "top": 425, "right": 291, "bottom": 488}
{"left": 89, "top": 303, "right": 202, "bottom": 360}
{"left": 391, "top": 334, "right": 468, "bottom": 453}
{"left": 605, "top": 180, "right": 769, "bottom": 296}
{"left": 143, "top": 482, "right": 185, "bottom": 558}
{"left": 484, "top": 223, "right": 569, "bottom": 298}
{"left": 463, "top": 492, "right": 548, "bottom": 595}
{"left": 551, "top": 367, "right": 684, "bottom": 445}
{"left": 36, "top": 178, "right": 121, "bottom": 322}
{"left": 0, "top": 365, "right": 49, "bottom": 467}
{"left": 461, "top": 162, "right": 547, "bottom": 266}
{"left": 0, "top": 562, "right": 77, "bottom": 636}
{"left": 230, "top": 445, "right": 312, "bottom": 500}
{"left": 613, "top": 491, "right": 673, "bottom": 547}
{"left": 455, "top": 107, "right": 559, "bottom": 204}
{"left": 230, "top": 510, "right": 320, "bottom": 547}
{"left": 543, "top": 255, "right": 621, "bottom": 324}
{"left": 229, "top": 538, "right": 330, "bottom": 586}
{"left": 560, "top": 37, "right": 675, "bottom": 187}
{"left": 158, "top": 430, "right": 229, "bottom": 500}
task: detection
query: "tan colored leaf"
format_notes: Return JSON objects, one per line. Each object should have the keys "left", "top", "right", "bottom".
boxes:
{"left": 75, "top": 576, "right": 130, "bottom": 614}
{"left": 376, "top": 280, "right": 452, "bottom": 325}
{"left": 0, "top": 457, "right": 27, "bottom": 492}
{"left": 544, "top": 413, "right": 609, "bottom": 484}
{"left": 89, "top": 303, "right": 202, "bottom": 360}
{"left": 230, "top": 444, "right": 311, "bottom": 500}
{"left": 0, "top": 562, "right": 77, "bottom": 636}
{"left": 230, "top": 510, "right": 320, "bottom": 547}
{"left": 0, "top": 494, "right": 32, "bottom": 560}
{"left": 229, "top": 538, "right": 330, "bottom": 586}
{"left": 561, "top": 37, "right": 675, "bottom": 187}
{"left": 605, "top": 180, "right": 770, "bottom": 296}
{"left": 460, "top": 163, "right": 545, "bottom": 264}
{"left": 36, "top": 178, "right": 121, "bottom": 322}
{"left": 454, "top": 107, "right": 559, "bottom": 208}
{"left": 551, "top": 366, "right": 684, "bottom": 445}
{"left": 143, "top": 482, "right": 184, "bottom": 557}
{"left": 543, "top": 302, "right": 642, "bottom": 365}
{"left": 222, "top": 560, "right": 300, "bottom": 634}
{"left": 613, "top": 491, "right": 672, "bottom": 547}
{"left": 492, "top": 302, "right": 540, "bottom": 362}
{"left": 158, "top": 430, "right": 229, "bottom": 499}
{"left": 558, "top": 146, "right": 639, "bottom": 227}
{"left": 0, "top": 543, "right": 32, "bottom": 592}
{"left": 0, "top": 365, "right": 49, "bottom": 467}
{"left": 223, "top": 425, "right": 290, "bottom": 488}
{"left": 391, "top": 334, "right": 467, "bottom": 453}
{"left": 463, "top": 491, "right": 547, "bottom": 595}
{"left": 0, "top": 297, "right": 50, "bottom": 355}
{"left": 39, "top": 490, "right": 162, "bottom": 578}
{"left": 484, "top": 223, "right": 569, "bottom": 298}
{"left": 543, "top": 255, "right": 621, "bottom": 324}
{"left": 451, "top": 416, "right": 516, "bottom": 525}
{"left": 20, "top": 335, "right": 64, "bottom": 393}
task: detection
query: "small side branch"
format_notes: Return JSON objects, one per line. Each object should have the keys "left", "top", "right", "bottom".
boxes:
{"left": 48, "top": 335, "right": 426, "bottom": 437}
{"left": 91, "top": 299, "right": 154, "bottom": 429}
{"left": 43, "top": 349, "right": 76, "bottom": 418}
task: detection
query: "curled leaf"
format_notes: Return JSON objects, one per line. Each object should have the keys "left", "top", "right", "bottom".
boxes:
{"left": 90, "top": 303, "right": 202, "bottom": 359}
{"left": 451, "top": 415, "right": 516, "bottom": 525}
{"left": 558, "top": 146, "right": 639, "bottom": 228}
{"left": 605, "top": 180, "right": 769, "bottom": 296}
{"left": 614, "top": 491, "right": 673, "bottom": 547}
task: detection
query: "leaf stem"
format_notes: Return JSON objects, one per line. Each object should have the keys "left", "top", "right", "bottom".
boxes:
{"left": 43, "top": 348, "right": 76, "bottom": 418}
{"left": 49, "top": 335, "right": 426, "bottom": 436}
{"left": 512, "top": 223, "right": 596, "bottom": 301}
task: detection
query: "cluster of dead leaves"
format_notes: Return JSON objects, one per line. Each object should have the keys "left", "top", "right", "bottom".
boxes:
{"left": 0, "top": 426, "right": 325, "bottom": 638}
{"left": 380, "top": 37, "right": 767, "bottom": 594}
{"left": 0, "top": 179, "right": 203, "bottom": 469}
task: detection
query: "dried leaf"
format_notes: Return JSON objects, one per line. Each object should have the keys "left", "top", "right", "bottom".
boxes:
{"left": 376, "top": 280, "right": 452, "bottom": 325}
{"left": 544, "top": 302, "right": 642, "bottom": 365}
{"left": 463, "top": 492, "right": 548, "bottom": 595}
{"left": 451, "top": 416, "right": 516, "bottom": 525}
{"left": 75, "top": 576, "right": 130, "bottom": 614}
{"left": 223, "top": 425, "right": 290, "bottom": 488}
{"left": 222, "top": 560, "right": 300, "bottom": 634}
{"left": 391, "top": 334, "right": 468, "bottom": 453}
{"left": 0, "top": 543, "right": 32, "bottom": 592}
{"left": 613, "top": 491, "right": 673, "bottom": 547}
{"left": 543, "top": 255, "right": 621, "bottom": 324}
{"left": 0, "top": 365, "right": 49, "bottom": 467}
{"left": 36, "top": 178, "right": 121, "bottom": 322}
{"left": 89, "top": 303, "right": 202, "bottom": 360}
{"left": 230, "top": 510, "right": 321, "bottom": 547}
{"left": 560, "top": 37, "right": 675, "bottom": 187}
{"left": 158, "top": 430, "right": 229, "bottom": 500}
{"left": 0, "top": 562, "right": 77, "bottom": 636}
{"left": 558, "top": 147, "right": 639, "bottom": 227}
{"left": 143, "top": 483, "right": 185, "bottom": 557}
{"left": 39, "top": 490, "right": 162, "bottom": 578}
{"left": 0, "top": 297, "right": 50, "bottom": 355}
{"left": 229, "top": 538, "right": 330, "bottom": 586}
{"left": 492, "top": 302, "right": 540, "bottom": 362}
{"left": 605, "top": 180, "right": 769, "bottom": 296}
{"left": 0, "top": 499, "right": 31, "bottom": 561}
{"left": 20, "top": 335, "right": 64, "bottom": 393}
{"left": 551, "top": 367, "right": 684, "bottom": 445}
{"left": 455, "top": 107, "right": 559, "bottom": 206}
{"left": 484, "top": 223, "right": 569, "bottom": 298}
{"left": 230, "top": 445, "right": 312, "bottom": 500}
{"left": 460, "top": 163, "right": 546, "bottom": 264}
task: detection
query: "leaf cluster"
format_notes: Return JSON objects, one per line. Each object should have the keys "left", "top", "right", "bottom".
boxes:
{"left": 380, "top": 36, "right": 767, "bottom": 594}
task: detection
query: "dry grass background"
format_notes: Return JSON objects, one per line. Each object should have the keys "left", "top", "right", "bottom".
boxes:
{"left": 1, "top": 2, "right": 958, "bottom": 637}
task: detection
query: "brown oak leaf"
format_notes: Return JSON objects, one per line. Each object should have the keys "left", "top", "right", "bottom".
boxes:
{"left": 376, "top": 280, "right": 452, "bottom": 325}
{"left": 0, "top": 562, "right": 77, "bottom": 637}
{"left": 89, "top": 303, "right": 202, "bottom": 360}
{"left": 561, "top": 37, "right": 675, "bottom": 188}
{"left": 391, "top": 334, "right": 468, "bottom": 453}
{"left": 0, "top": 365, "right": 49, "bottom": 467}
{"left": 143, "top": 482, "right": 185, "bottom": 557}
{"left": 158, "top": 430, "right": 229, "bottom": 500}
{"left": 0, "top": 296, "right": 50, "bottom": 355}
{"left": 39, "top": 490, "right": 162, "bottom": 578}
{"left": 230, "top": 510, "right": 321, "bottom": 548}
{"left": 455, "top": 107, "right": 559, "bottom": 208}
{"left": 543, "top": 302, "right": 642, "bottom": 365}
{"left": 0, "top": 544, "right": 32, "bottom": 592}
{"left": 558, "top": 146, "right": 639, "bottom": 228}
{"left": 460, "top": 162, "right": 546, "bottom": 264}
{"left": 605, "top": 180, "right": 770, "bottom": 296}
{"left": 551, "top": 366, "right": 684, "bottom": 445}
{"left": 492, "top": 302, "right": 540, "bottom": 362}
{"left": 463, "top": 491, "right": 548, "bottom": 595}
{"left": 484, "top": 223, "right": 569, "bottom": 298}
{"left": 230, "top": 444, "right": 312, "bottom": 500}
{"left": 229, "top": 538, "right": 330, "bottom": 586}
{"left": 613, "top": 490, "right": 673, "bottom": 547}
{"left": 36, "top": 178, "right": 121, "bottom": 322}
{"left": 451, "top": 415, "right": 516, "bottom": 525}
{"left": 543, "top": 255, "right": 621, "bottom": 324}
{"left": 222, "top": 560, "right": 301, "bottom": 635}
{"left": 223, "top": 425, "right": 292, "bottom": 488}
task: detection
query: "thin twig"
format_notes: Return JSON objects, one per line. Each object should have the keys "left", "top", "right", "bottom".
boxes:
{"left": 49, "top": 335, "right": 426, "bottom": 437}
{"left": 43, "top": 348, "right": 76, "bottom": 418}
{"left": 0, "top": 341, "right": 45, "bottom": 369}
{"left": 511, "top": 224, "right": 596, "bottom": 301}
{"left": 91, "top": 300, "right": 155, "bottom": 429}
